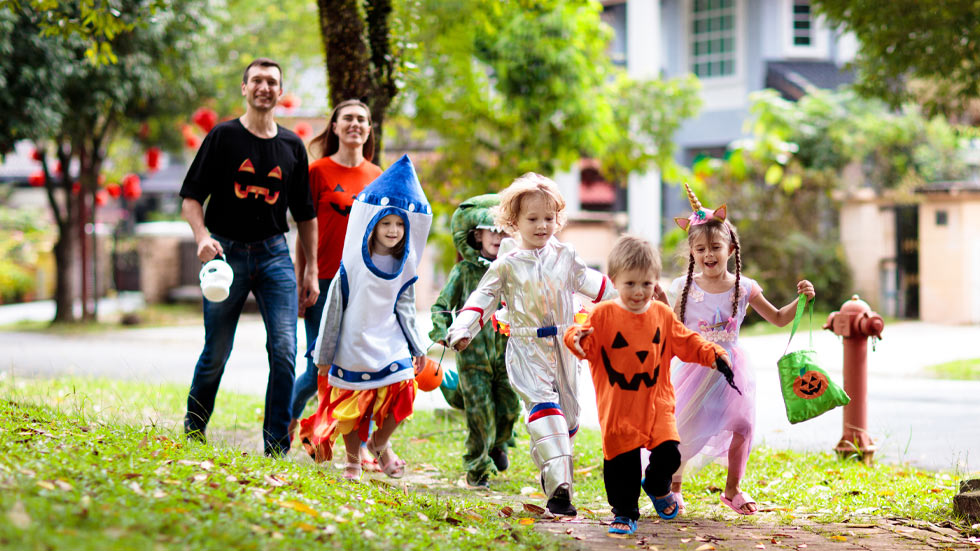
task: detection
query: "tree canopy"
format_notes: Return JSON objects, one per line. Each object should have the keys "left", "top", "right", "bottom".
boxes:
{"left": 813, "top": 0, "right": 980, "bottom": 115}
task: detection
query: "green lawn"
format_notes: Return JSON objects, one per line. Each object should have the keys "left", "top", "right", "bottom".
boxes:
{"left": 925, "top": 358, "right": 980, "bottom": 381}
{"left": 0, "top": 375, "right": 975, "bottom": 550}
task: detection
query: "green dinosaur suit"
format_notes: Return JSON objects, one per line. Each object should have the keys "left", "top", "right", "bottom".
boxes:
{"left": 430, "top": 194, "right": 520, "bottom": 480}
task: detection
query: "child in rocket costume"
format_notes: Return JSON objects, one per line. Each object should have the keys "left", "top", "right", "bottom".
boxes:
{"left": 299, "top": 155, "right": 431, "bottom": 480}
{"left": 448, "top": 173, "right": 616, "bottom": 516}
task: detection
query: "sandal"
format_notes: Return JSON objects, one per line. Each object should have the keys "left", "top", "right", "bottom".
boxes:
{"left": 366, "top": 437, "right": 406, "bottom": 479}
{"left": 342, "top": 462, "right": 362, "bottom": 481}
{"left": 607, "top": 516, "right": 637, "bottom": 536}
{"left": 720, "top": 491, "right": 757, "bottom": 515}
{"left": 359, "top": 446, "right": 382, "bottom": 472}
{"left": 642, "top": 478, "right": 679, "bottom": 520}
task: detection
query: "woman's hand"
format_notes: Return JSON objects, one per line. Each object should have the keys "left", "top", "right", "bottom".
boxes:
{"left": 797, "top": 279, "right": 815, "bottom": 301}
{"left": 652, "top": 283, "right": 669, "bottom": 305}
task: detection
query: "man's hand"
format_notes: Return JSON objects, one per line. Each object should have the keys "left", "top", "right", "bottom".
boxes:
{"left": 652, "top": 283, "right": 669, "bottom": 305}
{"left": 196, "top": 236, "right": 223, "bottom": 263}
{"left": 452, "top": 338, "right": 471, "bottom": 352}
{"left": 570, "top": 327, "right": 593, "bottom": 356}
{"left": 298, "top": 268, "right": 319, "bottom": 311}
{"left": 714, "top": 354, "right": 741, "bottom": 395}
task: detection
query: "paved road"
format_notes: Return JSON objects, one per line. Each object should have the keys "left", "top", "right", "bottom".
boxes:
{"left": 1, "top": 305, "right": 978, "bottom": 472}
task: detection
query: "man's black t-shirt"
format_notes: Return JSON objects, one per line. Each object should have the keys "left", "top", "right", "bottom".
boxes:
{"left": 180, "top": 119, "right": 315, "bottom": 243}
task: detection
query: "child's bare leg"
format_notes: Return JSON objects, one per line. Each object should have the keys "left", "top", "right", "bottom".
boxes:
{"left": 724, "top": 432, "right": 757, "bottom": 513}
{"left": 341, "top": 431, "right": 361, "bottom": 479}
{"left": 368, "top": 414, "right": 406, "bottom": 476}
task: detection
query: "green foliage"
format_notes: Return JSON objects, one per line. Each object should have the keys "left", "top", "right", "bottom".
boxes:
{"left": 404, "top": 0, "right": 701, "bottom": 205}
{"left": 812, "top": 0, "right": 980, "bottom": 114}
{"left": 0, "top": 205, "right": 54, "bottom": 303}
{"left": 925, "top": 358, "right": 980, "bottom": 381}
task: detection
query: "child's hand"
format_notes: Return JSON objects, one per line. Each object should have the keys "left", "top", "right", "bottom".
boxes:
{"left": 412, "top": 355, "right": 426, "bottom": 374}
{"left": 453, "top": 338, "right": 471, "bottom": 352}
{"left": 652, "top": 283, "right": 669, "bottom": 305}
{"left": 714, "top": 355, "right": 742, "bottom": 395}
{"left": 571, "top": 327, "right": 593, "bottom": 356}
{"left": 797, "top": 279, "right": 815, "bottom": 301}
{"left": 437, "top": 339, "right": 447, "bottom": 347}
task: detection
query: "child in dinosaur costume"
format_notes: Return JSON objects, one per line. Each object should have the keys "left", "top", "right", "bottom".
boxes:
{"left": 430, "top": 194, "right": 521, "bottom": 489}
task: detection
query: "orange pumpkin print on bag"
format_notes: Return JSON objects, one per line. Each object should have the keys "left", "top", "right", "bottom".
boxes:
{"left": 792, "top": 369, "right": 828, "bottom": 399}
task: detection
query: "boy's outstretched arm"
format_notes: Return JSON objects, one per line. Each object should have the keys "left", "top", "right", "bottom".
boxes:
{"left": 447, "top": 264, "right": 503, "bottom": 351}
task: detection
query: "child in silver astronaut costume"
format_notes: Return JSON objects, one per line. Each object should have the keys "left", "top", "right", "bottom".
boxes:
{"left": 448, "top": 173, "right": 615, "bottom": 516}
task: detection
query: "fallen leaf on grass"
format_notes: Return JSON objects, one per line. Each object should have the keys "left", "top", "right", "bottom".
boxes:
{"left": 121, "top": 473, "right": 140, "bottom": 480}
{"left": 152, "top": 490, "right": 167, "bottom": 499}
{"left": 275, "top": 500, "right": 319, "bottom": 517}
{"left": 522, "top": 503, "right": 546, "bottom": 515}
{"left": 829, "top": 535, "right": 847, "bottom": 542}
{"left": 573, "top": 464, "right": 599, "bottom": 475}
{"left": 755, "top": 545, "right": 766, "bottom": 549}
{"left": 519, "top": 518, "right": 535, "bottom": 525}
{"left": 264, "top": 474, "right": 288, "bottom": 487}
{"left": 461, "top": 510, "right": 483, "bottom": 521}
{"left": 177, "top": 460, "right": 198, "bottom": 466}
{"left": 796, "top": 544, "right": 807, "bottom": 549}
{"left": 681, "top": 538, "right": 692, "bottom": 543}
{"left": 7, "top": 501, "right": 31, "bottom": 529}
{"left": 464, "top": 526, "right": 479, "bottom": 535}
{"left": 695, "top": 544, "right": 716, "bottom": 551}
{"left": 190, "top": 473, "right": 207, "bottom": 483}
{"left": 200, "top": 460, "right": 214, "bottom": 471}
{"left": 322, "top": 525, "right": 337, "bottom": 535}
{"left": 565, "top": 528, "right": 573, "bottom": 534}
{"left": 296, "top": 522, "right": 317, "bottom": 532}
{"left": 362, "top": 529, "right": 376, "bottom": 538}
{"left": 878, "top": 490, "right": 894, "bottom": 497}
{"left": 18, "top": 469, "right": 36, "bottom": 478}
{"left": 499, "top": 506, "right": 514, "bottom": 518}
{"left": 417, "top": 512, "right": 429, "bottom": 522}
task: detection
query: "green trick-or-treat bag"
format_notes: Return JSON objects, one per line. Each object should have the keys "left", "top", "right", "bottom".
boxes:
{"left": 777, "top": 295, "right": 850, "bottom": 424}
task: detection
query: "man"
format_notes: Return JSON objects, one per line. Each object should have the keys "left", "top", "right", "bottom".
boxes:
{"left": 180, "top": 58, "right": 318, "bottom": 456}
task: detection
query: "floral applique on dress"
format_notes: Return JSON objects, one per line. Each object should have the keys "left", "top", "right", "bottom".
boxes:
{"left": 690, "top": 287, "right": 705, "bottom": 303}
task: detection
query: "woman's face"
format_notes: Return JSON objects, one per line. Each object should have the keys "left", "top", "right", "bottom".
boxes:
{"left": 373, "top": 214, "right": 405, "bottom": 255}
{"left": 332, "top": 104, "right": 371, "bottom": 150}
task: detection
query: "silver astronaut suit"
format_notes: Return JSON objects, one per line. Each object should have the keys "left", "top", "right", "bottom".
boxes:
{"left": 448, "top": 236, "right": 616, "bottom": 499}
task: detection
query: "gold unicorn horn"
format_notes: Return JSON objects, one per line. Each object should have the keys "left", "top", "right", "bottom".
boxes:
{"left": 683, "top": 181, "right": 702, "bottom": 212}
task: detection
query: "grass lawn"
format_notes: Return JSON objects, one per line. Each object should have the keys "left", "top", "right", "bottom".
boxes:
{"left": 0, "top": 375, "right": 975, "bottom": 550}
{"left": 925, "top": 358, "right": 980, "bottom": 381}
{"left": 0, "top": 302, "right": 203, "bottom": 333}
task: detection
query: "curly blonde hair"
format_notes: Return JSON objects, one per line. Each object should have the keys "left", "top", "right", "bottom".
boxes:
{"left": 492, "top": 173, "right": 567, "bottom": 233}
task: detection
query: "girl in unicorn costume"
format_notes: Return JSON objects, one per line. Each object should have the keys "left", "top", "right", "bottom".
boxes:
{"left": 298, "top": 155, "right": 431, "bottom": 481}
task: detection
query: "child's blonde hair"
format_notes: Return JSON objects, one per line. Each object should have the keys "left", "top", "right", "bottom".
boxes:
{"left": 677, "top": 218, "right": 742, "bottom": 324}
{"left": 607, "top": 234, "right": 661, "bottom": 281}
{"left": 492, "top": 173, "right": 567, "bottom": 233}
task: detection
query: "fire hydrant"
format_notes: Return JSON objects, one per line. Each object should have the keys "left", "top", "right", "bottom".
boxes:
{"left": 823, "top": 295, "right": 884, "bottom": 464}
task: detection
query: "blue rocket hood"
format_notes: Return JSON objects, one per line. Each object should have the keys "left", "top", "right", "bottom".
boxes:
{"left": 356, "top": 155, "right": 431, "bottom": 215}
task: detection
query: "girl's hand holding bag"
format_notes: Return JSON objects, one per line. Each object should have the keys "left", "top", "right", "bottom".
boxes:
{"left": 777, "top": 294, "right": 850, "bottom": 424}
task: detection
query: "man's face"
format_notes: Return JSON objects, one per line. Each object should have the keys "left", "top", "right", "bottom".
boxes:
{"left": 241, "top": 65, "right": 283, "bottom": 112}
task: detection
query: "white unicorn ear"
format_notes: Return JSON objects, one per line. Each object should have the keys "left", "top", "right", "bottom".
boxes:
{"left": 713, "top": 204, "right": 727, "bottom": 222}
{"left": 674, "top": 217, "right": 692, "bottom": 232}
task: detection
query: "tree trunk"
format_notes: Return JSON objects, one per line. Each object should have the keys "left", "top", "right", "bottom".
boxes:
{"left": 364, "top": 0, "right": 396, "bottom": 162}
{"left": 52, "top": 214, "right": 78, "bottom": 323}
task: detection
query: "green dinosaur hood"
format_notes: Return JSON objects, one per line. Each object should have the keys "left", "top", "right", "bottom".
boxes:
{"left": 451, "top": 194, "right": 501, "bottom": 264}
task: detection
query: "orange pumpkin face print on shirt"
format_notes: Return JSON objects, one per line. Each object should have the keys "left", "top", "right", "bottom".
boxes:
{"left": 233, "top": 158, "right": 282, "bottom": 204}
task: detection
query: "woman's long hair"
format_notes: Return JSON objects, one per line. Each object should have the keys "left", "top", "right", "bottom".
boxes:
{"left": 309, "top": 99, "right": 374, "bottom": 161}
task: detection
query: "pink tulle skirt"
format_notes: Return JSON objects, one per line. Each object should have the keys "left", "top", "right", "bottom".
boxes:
{"left": 671, "top": 346, "right": 755, "bottom": 469}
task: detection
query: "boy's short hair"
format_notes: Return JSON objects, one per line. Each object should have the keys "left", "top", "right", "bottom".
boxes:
{"left": 492, "top": 173, "right": 567, "bottom": 232}
{"left": 607, "top": 234, "right": 661, "bottom": 280}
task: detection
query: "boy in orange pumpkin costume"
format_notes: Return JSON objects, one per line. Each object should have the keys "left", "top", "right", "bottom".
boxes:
{"left": 564, "top": 235, "right": 737, "bottom": 535}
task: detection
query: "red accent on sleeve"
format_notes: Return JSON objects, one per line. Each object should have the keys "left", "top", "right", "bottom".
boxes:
{"left": 593, "top": 276, "right": 607, "bottom": 303}
{"left": 461, "top": 306, "right": 485, "bottom": 328}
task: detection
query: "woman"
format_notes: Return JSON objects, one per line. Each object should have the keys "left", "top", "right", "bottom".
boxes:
{"left": 291, "top": 99, "right": 382, "bottom": 471}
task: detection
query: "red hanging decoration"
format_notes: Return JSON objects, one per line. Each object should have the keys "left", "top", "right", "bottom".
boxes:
{"left": 28, "top": 170, "right": 45, "bottom": 187}
{"left": 71, "top": 181, "right": 81, "bottom": 195}
{"left": 95, "top": 189, "right": 109, "bottom": 207}
{"left": 279, "top": 93, "right": 299, "bottom": 110}
{"left": 191, "top": 107, "right": 218, "bottom": 133}
{"left": 294, "top": 121, "right": 313, "bottom": 139}
{"left": 105, "top": 182, "right": 121, "bottom": 198}
{"left": 146, "top": 146, "right": 161, "bottom": 172}
{"left": 31, "top": 149, "right": 43, "bottom": 162}
{"left": 122, "top": 174, "right": 142, "bottom": 200}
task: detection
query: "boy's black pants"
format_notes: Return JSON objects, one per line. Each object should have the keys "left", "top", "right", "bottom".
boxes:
{"left": 603, "top": 440, "right": 680, "bottom": 521}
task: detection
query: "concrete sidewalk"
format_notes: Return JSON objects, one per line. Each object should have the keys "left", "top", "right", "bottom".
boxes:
{"left": 1, "top": 300, "right": 978, "bottom": 471}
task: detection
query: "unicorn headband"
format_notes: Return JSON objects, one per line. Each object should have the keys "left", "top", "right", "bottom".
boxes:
{"left": 673, "top": 181, "right": 727, "bottom": 232}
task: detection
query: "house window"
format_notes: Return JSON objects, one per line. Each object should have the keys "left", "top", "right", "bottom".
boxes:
{"left": 691, "top": 0, "right": 736, "bottom": 78}
{"left": 791, "top": 0, "right": 812, "bottom": 46}
{"left": 601, "top": 3, "right": 627, "bottom": 67}
{"left": 935, "top": 210, "right": 948, "bottom": 226}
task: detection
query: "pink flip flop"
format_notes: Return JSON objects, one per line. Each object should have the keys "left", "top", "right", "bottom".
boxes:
{"left": 720, "top": 491, "right": 757, "bottom": 515}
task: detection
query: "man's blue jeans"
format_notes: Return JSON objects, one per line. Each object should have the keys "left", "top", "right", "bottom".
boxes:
{"left": 290, "top": 277, "right": 331, "bottom": 420}
{"left": 184, "top": 233, "right": 297, "bottom": 456}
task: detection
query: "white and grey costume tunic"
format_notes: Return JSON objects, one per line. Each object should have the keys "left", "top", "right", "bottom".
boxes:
{"left": 313, "top": 155, "right": 431, "bottom": 391}
{"left": 448, "top": 235, "right": 615, "bottom": 498}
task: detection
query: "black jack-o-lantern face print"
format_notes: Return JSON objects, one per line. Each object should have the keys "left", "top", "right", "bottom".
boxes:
{"left": 792, "top": 370, "right": 828, "bottom": 399}
{"left": 599, "top": 328, "right": 666, "bottom": 391}
{"left": 233, "top": 158, "right": 282, "bottom": 204}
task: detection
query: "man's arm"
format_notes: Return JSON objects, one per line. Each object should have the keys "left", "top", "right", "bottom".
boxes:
{"left": 182, "top": 198, "right": 223, "bottom": 262}
{"left": 296, "top": 219, "right": 319, "bottom": 310}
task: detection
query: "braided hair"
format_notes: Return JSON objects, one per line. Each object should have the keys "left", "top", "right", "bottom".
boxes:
{"left": 678, "top": 219, "right": 743, "bottom": 324}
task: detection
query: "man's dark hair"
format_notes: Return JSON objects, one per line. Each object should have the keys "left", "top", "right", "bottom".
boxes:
{"left": 242, "top": 58, "right": 283, "bottom": 84}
